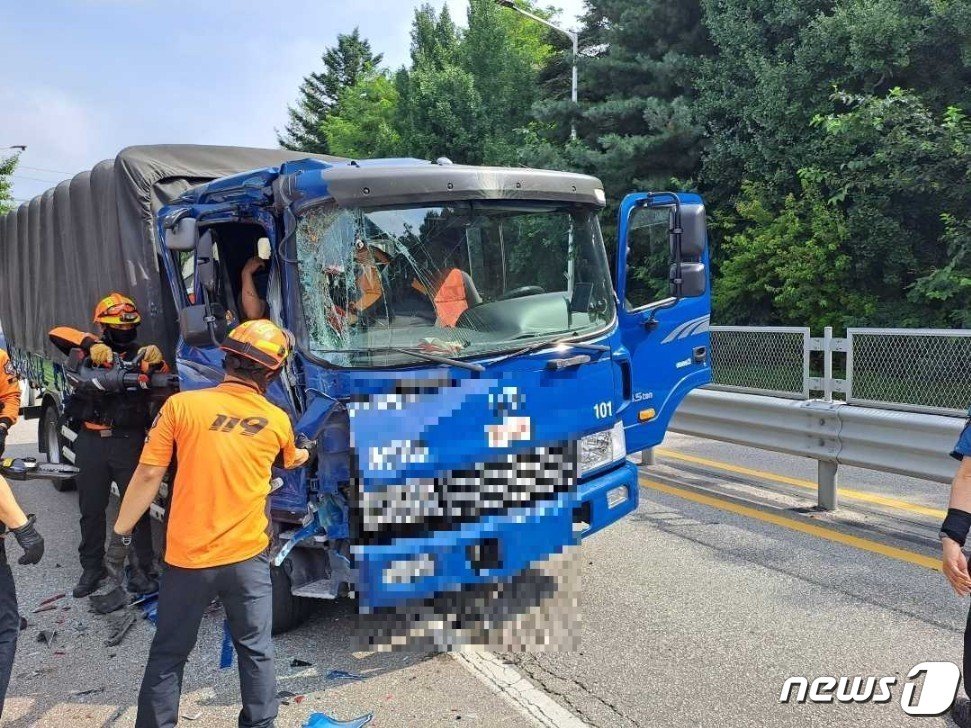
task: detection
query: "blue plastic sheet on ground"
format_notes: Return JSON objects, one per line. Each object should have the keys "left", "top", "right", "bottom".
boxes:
{"left": 303, "top": 712, "right": 373, "bottom": 728}
{"left": 220, "top": 618, "right": 234, "bottom": 669}
{"left": 137, "top": 594, "right": 159, "bottom": 625}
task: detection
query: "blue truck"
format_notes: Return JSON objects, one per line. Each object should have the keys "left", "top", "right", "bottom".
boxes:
{"left": 0, "top": 145, "right": 711, "bottom": 631}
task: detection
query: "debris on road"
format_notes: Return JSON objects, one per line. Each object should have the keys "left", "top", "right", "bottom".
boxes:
{"left": 70, "top": 686, "right": 105, "bottom": 697}
{"left": 291, "top": 657, "right": 313, "bottom": 667}
{"left": 90, "top": 586, "right": 128, "bottom": 615}
{"left": 38, "top": 593, "right": 66, "bottom": 607}
{"left": 105, "top": 610, "right": 137, "bottom": 647}
{"left": 36, "top": 629, "right": 57, "bottom": 647}
{"left": 303, "top": 711, "right": 373, "bottom": 728}
{"left": 181, "top": 711, "right": 203, "bottom": 721}
{"left": 32, "top": 604, "right": 57, "bottom": 614}
{"left": 325, "top": 669, "right": 364, "bottom": 682}
{"left": 220, "top": 618, "right": 234, "bottom": 669}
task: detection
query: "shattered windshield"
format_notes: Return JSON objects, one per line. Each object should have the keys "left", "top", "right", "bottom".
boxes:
{"left": 295, "top": 201, "right": 615, "bottom": 367}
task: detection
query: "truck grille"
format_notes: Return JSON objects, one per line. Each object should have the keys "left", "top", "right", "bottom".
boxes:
{"left": 354, "top": 443, "right": 577, "bottom": 544}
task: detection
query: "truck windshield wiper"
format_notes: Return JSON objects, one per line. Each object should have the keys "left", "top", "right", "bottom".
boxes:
{"left": 314, "top": 346, "right": 485, "bottom": 372}
{"left": 488, "top": 335, "right": 609, "bottom": 366}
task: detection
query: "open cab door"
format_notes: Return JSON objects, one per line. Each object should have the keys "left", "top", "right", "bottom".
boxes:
{"left": 613, "top": 192, "right": 712, "bottom": 454}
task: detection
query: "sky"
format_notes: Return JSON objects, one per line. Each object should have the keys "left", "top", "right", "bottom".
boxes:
{"left": 1, "top": 0, "right": 586, "bottom": 204}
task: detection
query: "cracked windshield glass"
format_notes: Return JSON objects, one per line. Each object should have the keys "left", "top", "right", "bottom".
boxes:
{"left": 295, "top": 201, "right": 615, "bottom": 366}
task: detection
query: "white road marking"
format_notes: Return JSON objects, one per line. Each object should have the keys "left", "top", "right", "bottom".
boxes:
{"left": 452, "top": 651, "right": 590, "bottom": 728}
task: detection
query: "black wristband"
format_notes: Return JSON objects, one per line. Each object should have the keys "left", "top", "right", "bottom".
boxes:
{"left": 941, "top": 508, "right": 971, "bottom": 546}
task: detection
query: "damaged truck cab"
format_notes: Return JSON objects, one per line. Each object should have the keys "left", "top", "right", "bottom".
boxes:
{"left": 158, "top": 157, "right": 711, "bottom": 629}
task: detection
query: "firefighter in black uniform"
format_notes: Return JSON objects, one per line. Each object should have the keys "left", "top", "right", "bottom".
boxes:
{"left": 49, "top": 293, "right": 169, "bottom": 598}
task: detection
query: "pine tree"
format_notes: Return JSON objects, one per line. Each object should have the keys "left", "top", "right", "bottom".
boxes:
{"left": 278, "top": 28, "right": 383, "bottom": 153}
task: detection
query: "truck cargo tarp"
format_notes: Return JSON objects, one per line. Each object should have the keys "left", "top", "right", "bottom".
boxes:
{"left": 0, "top": 145, "right": 341, "bottom": 361}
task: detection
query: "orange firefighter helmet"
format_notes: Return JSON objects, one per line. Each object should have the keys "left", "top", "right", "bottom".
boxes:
{"left": 220, "top": 319, "right": 294, "bottom": 371}
{"left": 93, "top": 293, "right": 141, "bottom": 326}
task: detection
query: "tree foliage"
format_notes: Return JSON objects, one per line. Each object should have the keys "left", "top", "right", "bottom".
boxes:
{"left": 0, "top": 154, "right": 16, "bottom": 216}
{"left": 278, "top": 28, "right": 383, "bottom": 153}
{"left": 321, "top": 72, "right": 401, "bottom": 159}
{"left": 282, "top": 0, "right": 971, "bottom": 329}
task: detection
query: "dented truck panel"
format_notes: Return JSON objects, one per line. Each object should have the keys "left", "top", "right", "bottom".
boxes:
{"left": 151, "top": 155, "right": 708, "bottom": 611}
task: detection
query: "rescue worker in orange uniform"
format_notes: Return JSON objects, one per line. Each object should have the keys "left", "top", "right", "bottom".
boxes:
{"left": 113, "top": 319, "right": 311, "bottom": 728}
{"left": 0, "top": 348, "right": 21, "bottom": 457}
{"left": 49, "top": 293, "right": 170, "bottom": 598}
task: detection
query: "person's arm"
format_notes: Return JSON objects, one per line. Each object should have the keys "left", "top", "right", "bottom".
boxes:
{"left": 49, "top": 326, "right": 98, "bottom": 356}
{"left": 240, "top": 257, "right": 268, "bottom": 321}
{"left": 0, "top": 475, "right": 27, "bottom": 530}
{"left": 0, "top": 351, "right": 20, "bottom": 433}
{"left": 0, "top": 477, "right": 43, "bottom": 565}
{"left": 115, "top": 397, "right": 177, "bottom": 536}
{"left": 942, "top": 427, "right": 971, "bottom": 595}
{"left": 114, "top": 464, "right": 168, "bottom": 535}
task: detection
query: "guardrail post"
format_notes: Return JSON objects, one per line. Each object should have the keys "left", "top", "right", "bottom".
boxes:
{"left": 817, "top": 460, "right": 838, "bottom": 510}
{"left": 822, "top": 326, "right": 834, "bottom": 403}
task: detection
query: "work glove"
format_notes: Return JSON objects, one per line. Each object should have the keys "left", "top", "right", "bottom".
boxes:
{"left": 137, "top": 345, "right": 165, "bottom": 367}
{"left": 296, "top": 433, "right": 318, "bottom": 461}
{"left": 0, "top": 424, "right": 7, "bottom": 458}
{"left": 89, "top": 343, "right": 114, "bottom": 367}
{"left": 11, "top": 514, "right": 44, "bottom": 565}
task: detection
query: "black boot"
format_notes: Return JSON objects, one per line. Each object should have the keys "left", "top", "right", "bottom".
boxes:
{"left": 72, "top": 566, "right": 106, "bottom": 598}
{"left": 127, "top": 568, "right": 158, "bottom": 596}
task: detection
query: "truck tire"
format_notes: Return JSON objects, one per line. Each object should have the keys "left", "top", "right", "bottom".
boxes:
{"left": 270, "top": 562, "right": 311, "bottom": 635}
{"left": 42, "top": 407, "right": 76, "bottom": 493}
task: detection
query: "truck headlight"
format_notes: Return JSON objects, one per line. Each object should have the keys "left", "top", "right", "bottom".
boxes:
{"left": 362, "top": 479, "right": 442, "bottom": 531}
{"left": 578, "top": 421, "right": 626, "bottom": 476}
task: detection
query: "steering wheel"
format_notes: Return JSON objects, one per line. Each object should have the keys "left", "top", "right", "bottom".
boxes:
{"left": 498, "top": 286, "right": 545, "bottom": 301}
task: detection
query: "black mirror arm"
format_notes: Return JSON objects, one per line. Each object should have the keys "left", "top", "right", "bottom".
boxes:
{"left": 198, "top": 288, "right": 224, "bottom": 349}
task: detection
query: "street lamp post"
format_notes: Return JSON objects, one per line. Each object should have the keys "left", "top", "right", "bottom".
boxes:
{"left": 495, "top": 0, "right": 578, "bottom": 140}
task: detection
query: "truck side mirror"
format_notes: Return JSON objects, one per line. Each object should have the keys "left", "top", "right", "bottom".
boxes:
{"left": 674, "top": 204, "right": 706, "bottom": 258}
{"left": 670, "top": 262, "right": 707, "bottom": 298}
{"left": 179, "top": 303, "right": 227, "bottom": 347}
{"left": 164, "top": 217, "right": 199, "bottom": 251}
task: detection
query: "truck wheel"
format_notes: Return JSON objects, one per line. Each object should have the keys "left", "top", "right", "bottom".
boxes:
{"left": 270, "top": 563, "right": 311, "bottom": 635}
{"left": 43, "top": 407, "right": 76, "bottom": 493}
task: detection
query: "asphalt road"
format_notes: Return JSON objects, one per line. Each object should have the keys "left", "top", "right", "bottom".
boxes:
{"left": 0, "top": 421, "right": 533, "bottom": 728}
{"left": 2, "top": 420, "right": 968, "bottom": 727}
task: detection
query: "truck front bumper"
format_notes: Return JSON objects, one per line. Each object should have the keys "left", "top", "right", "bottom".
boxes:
{"left": 355, "top": 460, "right": 639, "bottom": 609}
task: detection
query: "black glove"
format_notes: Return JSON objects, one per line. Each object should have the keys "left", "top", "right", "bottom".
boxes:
{"left": 296, "top": 433, "right": 318, "bottom": 461}
{"left": 11, "top": 514, "right": 44, "bottom": 565}
{"left": 0, "top": 424, "right": 8, "bottom": 458}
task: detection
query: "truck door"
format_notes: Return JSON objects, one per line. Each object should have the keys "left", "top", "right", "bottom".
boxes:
{"left": 614, "top": 192, "right": 711, "bottom": 454}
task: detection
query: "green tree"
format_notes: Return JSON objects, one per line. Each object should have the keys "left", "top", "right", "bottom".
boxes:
{"left": 697, "top": 0, "right": 971, "bottom": 326}
{"left": 321, "top": 72, "right": 401, "bottom": 159}
{"left": 278, "top": 28, "right": 383, "bottom": 153}
{"left": 808, "top": 89, "right": 971, "bottom": 326}
{"left": 697, "top": 0, "right": 971, "bottom": 209}
{"left": 0, "top": 153, "right": 17, "bottom": 215}
{"left": 714, "top": 181, "right": 872, "bottom": 329}
{"left": 395, "top": 1, "right": 554, "bottom": 165}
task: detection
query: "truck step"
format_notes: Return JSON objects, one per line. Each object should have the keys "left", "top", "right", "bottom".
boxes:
{"left": 291, "top": 578, "right": 341, "bottom": 600}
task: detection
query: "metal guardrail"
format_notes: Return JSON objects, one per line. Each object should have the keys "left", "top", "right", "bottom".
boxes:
{"left": 669, "top": 388, "right": 963, "bottom": 510}
{"left": 709, "top": 326, "right": 810, "bottom": 399}
{"left": 711, "top": 325, "right": 971, "bottom": 417}
{"left": 846, "top": 328, "right": 971, "bottom": 417}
